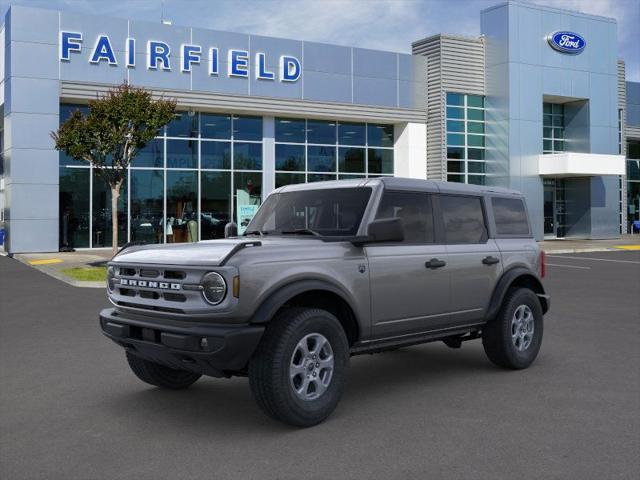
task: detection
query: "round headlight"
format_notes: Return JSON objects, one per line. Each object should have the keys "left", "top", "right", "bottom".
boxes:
{"left": 107, "top": 266, "right": 115, "bottom": 292}
{"left": 202, "top": 272, "right": 227, "bottom": 305}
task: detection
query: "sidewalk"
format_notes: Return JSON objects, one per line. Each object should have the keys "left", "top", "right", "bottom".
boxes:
{"left": 538, "top": 234, "right": 640, "bottom": 254}
{"left": 10, "top": 249, "right": 113, "bottom": 288}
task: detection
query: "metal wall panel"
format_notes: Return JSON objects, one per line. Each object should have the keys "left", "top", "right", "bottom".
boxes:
{"left": 60, "top": 81, "right": 427, "bottom": 123}
{"left": 412, "top": 34, "right": 485, "bottom": 181}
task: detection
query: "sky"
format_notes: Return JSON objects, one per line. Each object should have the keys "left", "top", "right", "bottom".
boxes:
{"left": 1, "top": 0, "right": 638, "bottom": 80}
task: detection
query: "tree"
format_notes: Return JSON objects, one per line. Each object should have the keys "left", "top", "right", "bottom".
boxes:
{"left": 52, "top": 83, "right": 176, "bottom": 256}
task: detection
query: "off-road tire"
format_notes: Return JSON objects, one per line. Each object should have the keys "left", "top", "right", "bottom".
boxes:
{"left": 482, "top": 288, "right": 544, "bottom": 369}
{"left": 249, "top": 307, "right": 350, "bottom": 427}
{"left": 126, "top": 351, "right": 201, "bottom": 389}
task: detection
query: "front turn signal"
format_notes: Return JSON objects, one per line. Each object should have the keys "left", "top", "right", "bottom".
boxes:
{"left": 233, "top": 276, "right": 240, "bottom": 298}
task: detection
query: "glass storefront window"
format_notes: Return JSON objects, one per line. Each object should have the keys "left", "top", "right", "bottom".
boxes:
{"left": 627, "top": 140, "right": 640, "bottom": 231}
{"left": 201, "top": 171, "right": 231, "bottom": 240}
{"left": 338, "top": 122, "right": 366, "bottom": 146}
{"left": 234, "top": 142, "right": 262, "bottom": 170}
{"left": 447, "top": 147, "right": 464, "bottom": 159}
{"left": 135, "top": 138, "right": 164, "bottom": 168}
{"left": 447, "top": 161, "right": 464, "bottom": 173}
{"left": 339, "top": 147, "right": 365, "bottom": 174}
{"left": 543, "top": 103, "right": 565, "bottom": 154}
{"left": 446, "top": 120, "right": 464, "bottom": 133}
{"left": 446, "top": 106, "right": 464, "bottom": 119}
{"left": 276, "top": 144, "right": 305, "bottom": 171}
{"left": 308, "top": 174, "right": 337, "bottom": 183}
{"left": 367, "top": 124, "right": 394, "bottom": 148}
{"left": 201, "top": 113, "right": 231, "bottom": 139}
{"left": 445, "top": 92, "right": 487, "bottom": 184}
{"left": 307, "top": 120, "right": 336, "bottom": 144}
{"left": 201, "top": 141, "right": 231, "bottom": 169}
{"left": 368, "top": 148, "right": 394, "bottom": 174}
{"left": 308, "top": 145, "right": 336, "bottom": 172}
{"left": 57, "top": 105, "right": 265, "bottom": 248}
{"left": 167, "top": 111, "right": 198, "bottom": 138}
{"left": 59, "top": 167, "right": 90, "bottom": 248}
{"left": 276, "top": 173, "right": 306, "bottom": 188}
{"left": 130, "top": 169, "right": 164, "bottom": 244}
{"left": 92, "top": 169, "right": 127, "bottom": 248}
{"left": 234, "top": 172, "right": 262, "bottom": 206}
{"left": 467, "top": 109, "right": 484, "bottom": 122}
{"left": 166, "top": 170, "right": 198, "bottom": 243}
{"left": 275, "top": 118, "right": 306, "bottom": 143}
{"left": 446, "top": 92, "right": 464, "bottom": 106}
{"left": 167, "top": 139, "right": 197, "bottom": 169}
{"left": 59, "top": 104, "right": 90, "bottom": 167}
{"left": 447, "top": 133, "right": 465, "bottom": 146}
{"left": 233, "top": 115, "right": 262, "bottom": 141}
{"left": 467, "top": 95, "right": 484, "bottom": 108}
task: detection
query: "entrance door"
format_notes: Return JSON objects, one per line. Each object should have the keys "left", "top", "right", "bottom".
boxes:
{"left": 543, "top": 178, "right": 567, "bottom": 238}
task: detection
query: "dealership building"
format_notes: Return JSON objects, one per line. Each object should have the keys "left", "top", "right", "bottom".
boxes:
{"left": 0, "top": 1, "right": 639, "bottom": 252}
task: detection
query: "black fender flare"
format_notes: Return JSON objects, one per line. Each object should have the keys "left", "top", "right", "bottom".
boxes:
{"left": 485, "top": 267, "right": 549, "bottom": 321}
{"left": 248, "top": 279, "right": 359, "bottom": 325}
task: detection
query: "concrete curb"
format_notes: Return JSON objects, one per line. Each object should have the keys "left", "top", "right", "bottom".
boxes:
{"left": 540, "top": 247, "right": 620, "bottom": 255}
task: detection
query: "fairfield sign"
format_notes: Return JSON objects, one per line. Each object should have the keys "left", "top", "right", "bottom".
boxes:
{"left": 59, "top": 31, "right": 302, "bottom": 82}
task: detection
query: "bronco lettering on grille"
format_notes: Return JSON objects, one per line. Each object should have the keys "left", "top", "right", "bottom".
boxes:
{"left": 119, "top": 278, "right": 181, "bottom": 290}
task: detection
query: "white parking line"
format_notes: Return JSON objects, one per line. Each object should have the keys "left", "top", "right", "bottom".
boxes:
{"left": 546, "top": 255, "right": 640, "bottom": 265}
{"left": 546, "top": 263, "right": 591, "bottom": 269}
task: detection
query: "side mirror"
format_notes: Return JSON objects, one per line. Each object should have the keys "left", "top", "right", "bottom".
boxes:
{"left": 354, "top": 217, "right": 404, "bottom": 245}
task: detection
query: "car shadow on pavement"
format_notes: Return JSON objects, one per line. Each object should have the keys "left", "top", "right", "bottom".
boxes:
{"left": 102, "top": 343, "right": 499, "bottom": 432}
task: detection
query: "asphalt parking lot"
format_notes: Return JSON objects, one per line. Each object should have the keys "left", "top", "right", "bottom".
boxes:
{"left": 1, "top": 250, "right": 638, "bottom": 480}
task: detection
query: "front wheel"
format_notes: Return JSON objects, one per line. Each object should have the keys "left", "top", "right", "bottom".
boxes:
{"left": 482, "top": 288, "right": 544, "bottom": 369}
{"left": 248, "top": 307, "right": 350, "bottom": 427}
{"left": 126, "top": 351, "right": 202, "bottom": 389}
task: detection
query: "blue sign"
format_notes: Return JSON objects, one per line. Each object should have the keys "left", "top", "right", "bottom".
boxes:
{"left": 547, "top": 31, "right": 586, "bottom": 54}
{"left": 59, "top": 31, "right": 302, "bottom": 82}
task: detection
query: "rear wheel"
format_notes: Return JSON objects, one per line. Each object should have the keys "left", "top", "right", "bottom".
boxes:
{"left": 126, "top": 351, "right": 201, "bottom": 389}
{"left": 249, "top": 307, "right": 349, "bottom": 427}
{"left": 482, "top": 288, "right": 543, "bottom": 369}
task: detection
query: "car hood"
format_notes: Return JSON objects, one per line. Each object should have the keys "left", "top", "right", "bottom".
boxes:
{"left": 111, "top": 237, "right": 325, "bottom": 267}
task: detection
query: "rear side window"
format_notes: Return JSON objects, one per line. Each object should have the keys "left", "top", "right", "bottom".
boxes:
{"left": 492, "top": 197, "right": 530, "bottom": 236}
{"left": 375, "top": 191, "right": 434, "bottom": 243}
{"left": 440, "top": 195, "right": 487, "bottom": 244}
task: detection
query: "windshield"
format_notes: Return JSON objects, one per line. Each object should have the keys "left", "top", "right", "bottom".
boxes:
{"left": 245, "top": 187, "right": 372, "bottom": 237}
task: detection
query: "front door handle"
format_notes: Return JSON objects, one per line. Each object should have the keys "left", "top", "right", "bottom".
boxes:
{"left": 482, "top": 256, "right": 500, "bottom": 265}
{"left": 425, "top": 258, "right": 446, "bottom": 269}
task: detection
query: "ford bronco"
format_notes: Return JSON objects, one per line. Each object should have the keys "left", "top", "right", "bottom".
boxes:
{"left": 100, "top": 178, "right": 549, "bottom": 426}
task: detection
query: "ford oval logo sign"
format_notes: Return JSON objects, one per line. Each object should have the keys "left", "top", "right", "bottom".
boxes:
{"left": 547, "top": 31, "right": 586, "bottom": 54}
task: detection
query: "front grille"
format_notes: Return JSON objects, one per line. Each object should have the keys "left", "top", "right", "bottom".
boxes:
{"left": 110, "top": 264, "right": 207, "bottom": 314}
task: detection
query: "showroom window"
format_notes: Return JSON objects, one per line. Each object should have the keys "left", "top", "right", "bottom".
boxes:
{"left": 543, "top": 103, "right": 565, "bottom": 154}
{"left": 58, "top": 104, "right": 263, "bottom": 248}
{"left": 274, "top": 118, "right": 394, "bottom": 188}
{"left": 445, "top": 93, "right": 486, "bottom": 185}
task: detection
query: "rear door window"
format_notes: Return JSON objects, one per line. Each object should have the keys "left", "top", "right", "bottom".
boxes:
{"left": 492, "top": 197, "right": 530, "bottom": 236}
{"left": 440, "top": 195, "right": 487, "bottom": 244}
{"left": 375, "top": 191, "right": 435, "bottom": 244}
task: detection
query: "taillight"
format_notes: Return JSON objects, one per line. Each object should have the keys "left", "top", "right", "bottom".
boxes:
{"left": 540, "top": 250, "right": 546, "bottom": 278}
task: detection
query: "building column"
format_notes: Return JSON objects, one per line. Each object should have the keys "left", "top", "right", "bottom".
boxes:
{"left": 3, "top": 6, "right": 60, "bottom": 253}
{"left": 262, "top": 116, "right": 275, "bottom": 198}
{"left": 393, "top": 122, "right": 427, "bottom": 179}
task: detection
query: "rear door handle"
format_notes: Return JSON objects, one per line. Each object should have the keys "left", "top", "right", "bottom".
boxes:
{"left": 425, "top": 258, "right": 446, "bottom": 269}
{"left": 482, "top": 256, "right": 500, "bottom": 265}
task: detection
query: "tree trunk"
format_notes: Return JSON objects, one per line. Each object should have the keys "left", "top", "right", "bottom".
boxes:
{"left": 111, "top": 182, "right": 122, "bottom": 257}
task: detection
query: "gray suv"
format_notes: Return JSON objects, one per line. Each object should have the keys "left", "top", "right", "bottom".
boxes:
{"left": 100, "top": 178, "right": 549, "bottom": 426}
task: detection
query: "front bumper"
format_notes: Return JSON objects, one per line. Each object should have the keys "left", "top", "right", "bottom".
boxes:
{"left": 99, "top": 308, "right": 264, "bottom": 377}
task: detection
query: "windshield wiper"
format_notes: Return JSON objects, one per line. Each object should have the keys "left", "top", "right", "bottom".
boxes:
{"left": 279, "top": 228, "right": 322, "bottom": 237}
